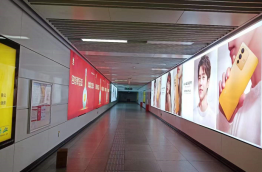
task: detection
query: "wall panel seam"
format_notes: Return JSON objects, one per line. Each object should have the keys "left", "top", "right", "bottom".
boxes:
{"left": 20, "top": 45, "right": 70, "bottom": 69}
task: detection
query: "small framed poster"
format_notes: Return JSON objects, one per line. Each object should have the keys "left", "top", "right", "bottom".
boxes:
{"left": 29, "top": 81, "right": 52, "bottom": 133}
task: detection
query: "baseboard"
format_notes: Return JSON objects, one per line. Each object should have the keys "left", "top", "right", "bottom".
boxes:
{"left": 21, "top": 103, "right": 117, "bottom": 172}
{"left": 150, "top": 112, "right": 245, "bottom": 172}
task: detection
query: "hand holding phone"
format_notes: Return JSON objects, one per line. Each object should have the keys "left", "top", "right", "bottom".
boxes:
{"left": 218, "top": 59, "right": 245, "bottom": 122}
{"left": 219, "top": 43, "right": 258, "bottom": 121}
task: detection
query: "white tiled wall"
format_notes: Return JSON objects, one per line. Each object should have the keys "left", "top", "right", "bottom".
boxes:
{"left": 0, "top": 145, "right": 14, "bottom": 172}
{"left": 17, "top": 78, "right": 30, "bottom": 110}
{"left": 0, "top": 0, "right": 22, "bottom": 39}
{"left": 139, "top": 82, "right": 262, "bottom": 172}
{"left": 0, "top": 1, "right": 117, "bottom": 172}
{"left": 19, "top": 46, "right": 69, "bottom": 85}
{"left": 52, "top": 84, "right": 69, "bottom": 105}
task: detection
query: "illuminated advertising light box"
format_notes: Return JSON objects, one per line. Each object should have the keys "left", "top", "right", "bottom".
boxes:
{"left": 107, "top": 81, "right": 110, "bottom": 103}
{"left": 68, "top": 51, "right": 109, "bottom": 120}
{"left": 151, "top": 20, "right": 262, "bottom": 148}
{"left": 94, "top": 72, "right": 103, "bottom": 108}
{"left": 111, "top": 84, "right": 117, "bottom": 102}
{"left": 104, "top": 80, "right": 110, "bottom": 105}
{"left": 102, "top": 78, "right": 106, "bottom": 105}
{"left": 0, "top": 37, "right": 19, "bottom": 149}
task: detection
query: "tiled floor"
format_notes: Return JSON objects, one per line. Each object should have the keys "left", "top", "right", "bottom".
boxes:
{"left": 32, "top": 103, "right": 233, "bottom": 172}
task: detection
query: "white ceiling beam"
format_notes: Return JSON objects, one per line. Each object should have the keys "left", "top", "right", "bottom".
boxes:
{"left": 177, "top": 11, "right": 257, "bottom": 26}
{"left": 32, "top": 5, "right": 257, "bottom": 26}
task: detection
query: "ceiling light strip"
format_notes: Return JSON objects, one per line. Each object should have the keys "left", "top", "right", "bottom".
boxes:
{"left": 82, "top": 39, "right": 127, "bottom": 43}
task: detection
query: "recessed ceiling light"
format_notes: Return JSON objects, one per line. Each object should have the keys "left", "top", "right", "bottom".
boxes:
{"left": 114, "top": 80, "right": 127, "bottom": 82}
{"left": 82, "top": 39, "right": 127, "bottom": 43}
{"left": 96, "top": 67, "right": 110, "bottom": 69}
{"left": 2, "top": 35, "right": 29, "bottom": 39}
{"left": 151, "top": 63, "right": 166, "bottom": 66}
{"left": 151, "top": 68, "right": 169, "bottom": 71}
{"left": 133, "top": 81, "right": 148, "bottom": 83}
{"left": 104, "top": 62, "right": 119, "bottom": 64}
{"left": 97, "top": 66, "right": 120, "bottom": 69}
{"left": 147, "top": 41, "right": 193, "bottom": 45}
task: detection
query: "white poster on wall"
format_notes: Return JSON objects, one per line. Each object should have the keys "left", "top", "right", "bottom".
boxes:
{"left": 29, "top": 81, "right": 52, "bottom": 133}
{"left": 160, "top": 73, "right": 167, "bottom": 111}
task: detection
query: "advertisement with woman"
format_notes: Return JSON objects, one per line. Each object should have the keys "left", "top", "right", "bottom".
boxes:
{"left": 151, "top": 65, "right": 183, "bottom": 115}
{"left": 165, "top": 72, "right": 172, "bottom": 112}
{"left": 171, "top": 69, "right": 176, "bottom": 113}
{"left": 174, "top": 65, "right": 183, "bottom": 116}
{"left": 156, "top": 77, "right": 162, "bottom": 109}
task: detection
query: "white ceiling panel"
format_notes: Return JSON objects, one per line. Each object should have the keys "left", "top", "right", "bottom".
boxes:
{"left": 32, "top": 5, "right": 111, "bottom": 20}
{"left": 28, "top": 0, "right": 262, "bottom": 14}
{"left": 177, "top": 11, "right": 257, "bottom": 26}
{"left": 109, "top": 8, "right": 183, "bottom": 23}
{"left": 31, "top": 5, "right": 257, "bottom": 27}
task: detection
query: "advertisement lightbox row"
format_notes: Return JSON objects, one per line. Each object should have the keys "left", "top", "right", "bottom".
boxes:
{"left": 151, "top": 20, "right": 262, "bottom": 148}
{"left": 68, "top": 50, "right": 111, "bottom": 120}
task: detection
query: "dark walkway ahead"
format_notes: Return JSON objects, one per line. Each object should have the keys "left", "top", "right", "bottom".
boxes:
{"left": 33, "top": 103, "right": 233, "bottom": 172}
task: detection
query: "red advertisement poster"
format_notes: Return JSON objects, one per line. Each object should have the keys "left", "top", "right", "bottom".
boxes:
{"left": 68, "top": 50, "right": 110, "bottom": 120}
{"left": 94, "top": 72, "right": 103, "bottom": 109}
{"left": 102, "top": 77, "right": 106, "bottom": 105}
{"left": 88, "top": 67, "right": 96, "bottom": 111}
{"left": 68, "top": 51, "right": 96, "bottom": 120}
{"left": 105, "top": 80, "right": 110, "bottom": 104}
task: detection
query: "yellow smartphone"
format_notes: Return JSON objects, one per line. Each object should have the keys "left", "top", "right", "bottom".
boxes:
{"left": 175, "top": 74, "right": 180, "bottom": 114}
{"left": 219, "top": 43, "right": 258, "bottom": 121}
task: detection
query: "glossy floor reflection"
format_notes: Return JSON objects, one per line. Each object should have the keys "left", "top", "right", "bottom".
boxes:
{"left": 32, "top": 103, "right": 233, "bottom": 172}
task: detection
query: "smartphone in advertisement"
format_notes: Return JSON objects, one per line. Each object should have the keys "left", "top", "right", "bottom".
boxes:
{"left": 219, "top": 43, "right": 258, "bottom": 121}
